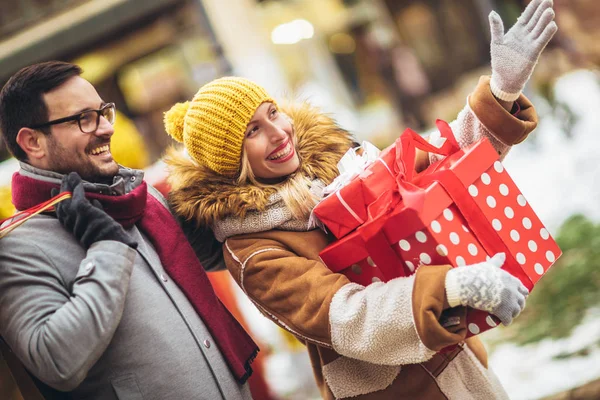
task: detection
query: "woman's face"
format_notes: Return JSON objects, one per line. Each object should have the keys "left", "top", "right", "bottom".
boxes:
{"left": 243, "top": 102, "right": 299, "bottom": 180}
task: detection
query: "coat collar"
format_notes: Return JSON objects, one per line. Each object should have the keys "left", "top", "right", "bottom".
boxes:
{"left": 166, "top": 102, "right": 355, "bottom": 227}
{"left": 18, "top": 161, "right": 144, "bottom": 196}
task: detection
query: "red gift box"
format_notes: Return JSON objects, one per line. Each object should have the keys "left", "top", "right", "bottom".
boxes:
{"left": 319, "top": 126, "right": 562, "bottom": 338}
{"left": 313, "top": 121, "right": 458, "bottom": 238}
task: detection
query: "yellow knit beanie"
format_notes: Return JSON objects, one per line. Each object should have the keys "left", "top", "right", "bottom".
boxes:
{"left": 164, "top": 77, "right": 275, "bottom": 176}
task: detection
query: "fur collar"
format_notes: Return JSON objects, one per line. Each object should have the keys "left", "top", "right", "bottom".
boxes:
{"left": 165, "top": 102, "right": 354, "bottom": 227}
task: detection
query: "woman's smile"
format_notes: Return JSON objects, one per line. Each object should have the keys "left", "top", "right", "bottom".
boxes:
{"left": 267, "top": 140, "right": 295, "bottom": 163}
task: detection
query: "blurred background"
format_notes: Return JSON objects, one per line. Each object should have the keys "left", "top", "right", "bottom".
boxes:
{"left": 0, "top": 0, "right": 599, "bottom": 399}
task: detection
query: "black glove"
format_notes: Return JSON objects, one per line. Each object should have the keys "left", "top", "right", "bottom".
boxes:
{"left": 51, "top": 172, "right": 138, "bottom": 249}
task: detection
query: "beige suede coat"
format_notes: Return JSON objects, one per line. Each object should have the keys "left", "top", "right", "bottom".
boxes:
{"left": 166, "top": 77, "right": 538, "bottom": 399}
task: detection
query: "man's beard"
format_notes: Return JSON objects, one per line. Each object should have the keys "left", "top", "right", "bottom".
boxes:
{"left": 46, "top": 136, "right": 118, "bottom": 184}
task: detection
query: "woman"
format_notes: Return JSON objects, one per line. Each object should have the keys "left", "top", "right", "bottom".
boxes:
{"left": 164, "top": 3, "right": 555, "bottom": 398}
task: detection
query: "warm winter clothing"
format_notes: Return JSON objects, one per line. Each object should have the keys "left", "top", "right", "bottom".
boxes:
{"left": 166, "top": 76, "right": 538, "bottom": 399}
{"left": 0, "top": 163, "right": 253, "bottom": 400}
{"left": 489, "top": 0, "right": 557, "bottom": 101}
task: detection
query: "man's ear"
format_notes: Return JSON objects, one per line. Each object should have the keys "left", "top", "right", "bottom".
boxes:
{"left": 16, "top": 127, "right": 46, "bottom": 161}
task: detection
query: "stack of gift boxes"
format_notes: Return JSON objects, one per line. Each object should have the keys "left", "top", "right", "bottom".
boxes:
{"left": 313, "top": 121, "right": 561, "bottom": 337}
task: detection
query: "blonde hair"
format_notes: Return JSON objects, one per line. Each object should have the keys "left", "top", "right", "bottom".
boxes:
{"left": 237, "top": 146, "right": 317, "bottom": 221}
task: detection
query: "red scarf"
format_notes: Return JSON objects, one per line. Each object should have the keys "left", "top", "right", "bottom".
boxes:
{"left": 11, "top": 172, "right": 258, "bottom": 383}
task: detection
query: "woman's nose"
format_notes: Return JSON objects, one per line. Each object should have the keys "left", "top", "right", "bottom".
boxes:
{"left": 266, "top": 122, "right": 288, "bottom": 142}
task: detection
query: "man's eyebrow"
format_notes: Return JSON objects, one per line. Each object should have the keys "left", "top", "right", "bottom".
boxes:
{"left": 72, "top": 102, "right": 105, "bottom": 114}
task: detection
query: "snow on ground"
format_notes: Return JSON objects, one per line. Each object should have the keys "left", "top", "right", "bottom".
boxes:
{"left": 488, "top": 310, "right": 600, "bottom": 400}
{"left": 488, "top": 69, "right": 600, "bottom": 399}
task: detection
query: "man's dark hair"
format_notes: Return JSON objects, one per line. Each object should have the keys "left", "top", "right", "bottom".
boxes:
{"left": 0, "top": 61, "right": 82, "bottom": 161}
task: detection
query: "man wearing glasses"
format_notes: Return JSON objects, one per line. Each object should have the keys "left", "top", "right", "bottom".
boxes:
{"left": 0, "top": 61, "right": 256, "bottom": 399}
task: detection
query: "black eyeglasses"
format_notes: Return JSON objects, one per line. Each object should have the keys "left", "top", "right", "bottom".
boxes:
{"left": 30, "top": 102, "right": 116, "bottom": 134}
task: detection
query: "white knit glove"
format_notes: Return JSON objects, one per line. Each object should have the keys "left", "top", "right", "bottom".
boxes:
{"left": 489, "top": 0, "right": 558, "bottom": 101}
{"left": 445, "top": 253, "right": 529, "bottom": 326}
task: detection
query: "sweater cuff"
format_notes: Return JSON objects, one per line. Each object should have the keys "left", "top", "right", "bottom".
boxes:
{"left": 470, "top": 76, "right": 539, "bottom": 146}
{"left": 445, "top": 269, "right": 462, "bottom": 308}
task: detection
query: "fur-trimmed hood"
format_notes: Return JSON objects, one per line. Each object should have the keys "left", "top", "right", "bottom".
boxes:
{"left": 165, "top": 102, "right": 355, "bottom": 227}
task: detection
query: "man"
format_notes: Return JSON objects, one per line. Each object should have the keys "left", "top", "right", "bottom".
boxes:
{"left": 0, "top": 61, "right": 256, "bottom": 399}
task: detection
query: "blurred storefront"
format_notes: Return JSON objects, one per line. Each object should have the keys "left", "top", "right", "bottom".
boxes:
{"left": 205, "top": 0, "right": 503, "bottom": 145}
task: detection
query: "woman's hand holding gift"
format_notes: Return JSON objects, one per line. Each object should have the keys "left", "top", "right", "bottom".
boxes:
{"left": 445, "top": 253, "right": 529, "bottom": 326}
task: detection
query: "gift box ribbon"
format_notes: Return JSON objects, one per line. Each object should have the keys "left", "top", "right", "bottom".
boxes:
{"left": 356, "top": 121, "right": 534, "bottom": 290}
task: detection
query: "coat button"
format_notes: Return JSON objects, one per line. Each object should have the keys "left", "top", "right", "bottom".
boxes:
{"left": 203, "top": 339, "right": 211, "bottom": 349}
{"left": 130, "top": 176, "right": 136, "bottom": 182}
{"left": 160, "top": 274, "right": 168, "bottom": 282}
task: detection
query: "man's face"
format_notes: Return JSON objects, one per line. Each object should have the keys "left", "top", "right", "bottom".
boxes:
{"left": 40, "top": 76, "right": 118, "bottom": 182}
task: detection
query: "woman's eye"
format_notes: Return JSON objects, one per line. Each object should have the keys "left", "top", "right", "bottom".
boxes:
{"left": 270, "top": 108, "right": 278, "bottom": 117}
{"left": 247, "top": 126, "right": 259, "bottom": 137}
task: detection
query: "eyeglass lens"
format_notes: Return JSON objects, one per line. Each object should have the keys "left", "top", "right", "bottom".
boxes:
{"left": 78, "top": 105, "right": 116, "bottom": 133}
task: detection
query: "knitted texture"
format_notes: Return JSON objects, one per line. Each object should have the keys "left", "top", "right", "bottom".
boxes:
{"left": 164, "top": 77, "right": 275, "bottom": 176}
{"left": 489, "top": 0, "right": 557, "bottom": 101}
{"left": 445, "top": 253, "right": 529, "bottom": 326}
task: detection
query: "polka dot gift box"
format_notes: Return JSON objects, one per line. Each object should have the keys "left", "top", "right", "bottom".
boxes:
{"left": 319, "top": 126, "right": 562, "bottom": 339}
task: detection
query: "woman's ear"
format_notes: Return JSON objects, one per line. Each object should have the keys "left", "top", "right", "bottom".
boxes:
{"left": 16, "top": 127, "right": 46, "bottom": 161}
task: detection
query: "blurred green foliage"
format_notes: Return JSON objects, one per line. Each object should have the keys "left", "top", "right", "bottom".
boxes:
{"left": 500, "top": 214, "right": 600, "bottom": 346}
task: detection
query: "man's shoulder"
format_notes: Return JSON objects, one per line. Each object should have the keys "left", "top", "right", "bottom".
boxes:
{"left": 0, "top": 214, "right": 73, "bottom": 252}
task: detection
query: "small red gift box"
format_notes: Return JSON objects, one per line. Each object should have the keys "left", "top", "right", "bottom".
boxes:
{"left": 319, "top": 127, "right": 562, "bottom": 338}
{"left": 313, "top": 121, "right": 455, "bottom": 238}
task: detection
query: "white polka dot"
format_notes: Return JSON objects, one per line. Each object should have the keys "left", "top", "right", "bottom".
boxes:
{"left": 486, "top": 316, "right": 498, "bottom": 327}
{"left": 494, "top": 161, "right": 504, "bottom": 173}
{"left": 540, "top": 228, "right": 550, "bottom": 240}
{"left": 405, "top": 261, "right": 415, "bottom": 272}
{"left": 481, "top": 173, "right": 491, "bottom": 185}
{"left": 528, "top": 240, "right": 538, "bottom": 252}
{"left": 486, "top": 196, "right": 497, "bottom": 208}
{"left": 436, "top": 244, "right": 448, "bottom": 256}
{"left": 462, "top": 225, "right": 469, "bottom": 232}
{"left": 510, "top": 230, "right": 520, "bottom": 242}
{"left": 522, "top": 217, "right": 532, "bottom": 230}
{"left": 450, "top": 232, "right": 460, "bottom": 245}
{"left": 546, "top": 251, "right": 556, "bottom": 263}
{"left": 468, "top": 244, "right": 478, "bottom": 256}
{"left": 468, "top": 185, "right": 478, "bottom": 197}
{"left": 492, "top": 219, "right": 502, "bottom": 231}
{"left": 516, "top": 253, "right": 526, "bottom": 264}
{"left": 372, "top": 277, "right": 382, "bottom": 283}
{"left": 431, "top": 220, "right": 442, "bottom": 233}
{"left": 534, "top": 263, "right": 544, "bottom": 275}
{"left": 468, "top": 323, "right": 481, "bottom": 335}
{"left": 517, "top": 194, "right": 527, "bottom": 207}
{"left": 351, "top": 264, "right": 362, "bottom": 275}
{"left": 505, "top": 206, "right": 515, "bottom": 219}
{"left": 443, "top": 208, "right": 454, "bottom": 221}
{"left": 420, "top": 253, "right": 432, "bottom": 264}
{"left": 367, "top": 257, "right": 376, "bottom": 267}
{"left": 499, "top": 184, "right": 509, "bottom": 196}
{"left": 415, "top": 231, "right": 427, "bottom": 243}
{"left": 399, "top": 240, "right": 411, "bottom": 251}
{"left": 456, "top": 256, "right": 466, "bottom": 266}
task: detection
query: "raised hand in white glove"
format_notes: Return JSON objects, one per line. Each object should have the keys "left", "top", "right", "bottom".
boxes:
{"left": 445, "top": 253, "right": 529, "bottom": 326}
{"left": 489, "top": 0, "right": 558, "bottom": 102}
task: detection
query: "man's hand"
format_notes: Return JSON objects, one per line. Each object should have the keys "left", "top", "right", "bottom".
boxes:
{"left": 489, "top": 0, "right": 558, "bottom": 102}
{"left": 51, "top": 172, "right": 138, "bottom": 249}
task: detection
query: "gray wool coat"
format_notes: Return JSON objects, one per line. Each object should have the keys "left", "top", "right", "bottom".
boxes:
{"left": 0, "top": 163, "right": 252, "bottom": 400}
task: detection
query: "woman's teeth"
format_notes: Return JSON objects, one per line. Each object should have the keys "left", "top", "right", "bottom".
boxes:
{"left": 90, "top": 145, "right": 109, "bottom": 155}
{"left": 268, "top": 142, "right": 292, "bottom": 160}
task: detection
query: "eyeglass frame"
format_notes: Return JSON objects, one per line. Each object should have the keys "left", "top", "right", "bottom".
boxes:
{"left": 29, "top": 102, "right": 116, "bottom": 133}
